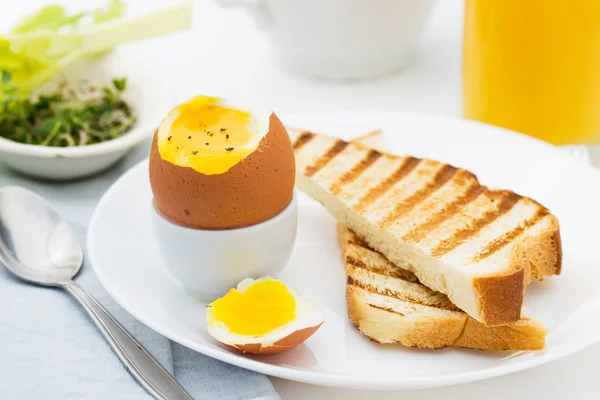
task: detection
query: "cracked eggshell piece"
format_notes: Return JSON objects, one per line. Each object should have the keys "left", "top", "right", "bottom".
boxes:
{"left": 206, "top": 277, "right": 325, "bottom": 355}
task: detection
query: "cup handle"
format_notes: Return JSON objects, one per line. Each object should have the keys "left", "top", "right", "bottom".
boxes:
{"left": 216, "top": 0, "right": 270, "bottom": 28}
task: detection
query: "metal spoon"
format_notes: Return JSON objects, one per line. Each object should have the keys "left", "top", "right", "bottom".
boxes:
{"left": 0, "top": 186, "right": 193, "bottom": 400}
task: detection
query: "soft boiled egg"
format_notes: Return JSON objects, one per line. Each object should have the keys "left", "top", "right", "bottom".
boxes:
{"left": 149, "top": 95, "right": 295, "bottom": 229}
{"left": 206, "top": 277, "right": 325, "bottom": 355}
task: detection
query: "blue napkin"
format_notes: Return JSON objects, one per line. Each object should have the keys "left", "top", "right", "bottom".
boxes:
{"left": 0, "top": 141, "right": 278, "bottom": 400}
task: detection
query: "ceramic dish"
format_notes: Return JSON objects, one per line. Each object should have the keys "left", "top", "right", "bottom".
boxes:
{"left": 0, "top": 49, "right": 174, "bottom": 180}
{"left": 87, "top": 111, "right": 600, "bottom": 390}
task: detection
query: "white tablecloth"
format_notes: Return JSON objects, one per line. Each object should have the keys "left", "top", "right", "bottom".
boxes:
{"left": 2, "top": 0, "right": 598, "bottom": 398}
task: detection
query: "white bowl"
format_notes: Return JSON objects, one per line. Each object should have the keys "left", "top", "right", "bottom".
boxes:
{"left": 151, "top": 191, "right": 298, "bottom": 301}
{"left": 0, "top": 50, "right": 174, "bottom": 180}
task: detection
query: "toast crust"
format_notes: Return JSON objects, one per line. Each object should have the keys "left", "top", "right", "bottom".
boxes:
{"left": 511, "top": 219, "right": 562, "bottom": 280}
{"left": 472, "top": 269, "right": 524, "bottom": 327}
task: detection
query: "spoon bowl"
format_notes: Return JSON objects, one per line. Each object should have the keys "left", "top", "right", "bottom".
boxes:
{"left": 0, "top": 186, "right": 82, "bottom": 285}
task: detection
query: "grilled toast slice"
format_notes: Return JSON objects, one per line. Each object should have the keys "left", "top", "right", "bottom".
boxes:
{"left": 290, "top": 128, "right": 561, "bottom": 326}
{"left": 339, "top": 225, "right": 547, "bottom": 350}
{"left": 348, "top": 131, "right": 553, "bottom": 287}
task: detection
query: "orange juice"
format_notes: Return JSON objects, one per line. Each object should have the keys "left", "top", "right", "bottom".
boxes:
{"left": 463, "top": 0, "right": 600, "bottom": 145}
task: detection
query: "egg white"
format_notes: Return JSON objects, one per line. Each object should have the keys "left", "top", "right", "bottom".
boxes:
{"left": 206, "top": 277, "right": 325, "bottom": 347}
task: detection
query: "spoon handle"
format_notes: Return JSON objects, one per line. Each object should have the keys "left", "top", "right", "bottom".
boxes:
{"left": 61, "top": 281, "right": 194, "bottom": 400}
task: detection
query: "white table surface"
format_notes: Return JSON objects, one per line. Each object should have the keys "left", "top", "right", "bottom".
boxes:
{"left": 2, "top": 0, "right": 598, "bottom": 398}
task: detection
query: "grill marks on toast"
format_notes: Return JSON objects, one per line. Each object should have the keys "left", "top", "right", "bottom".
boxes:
{"left": 305, "top": 139, "right": 349, "bottom": 177}
{"left": 431, "top": 191, "right": 522, "bottom": 257}
{"left": 402, "top": 182, "right": 485, "bottom": 243}
{"left": 346, "top": 254, "right": 418, "bottom": 282}
{"left": 297, "top": 136, "right": 554, "bottom": 272}
{"left": 472, "top": 207, "right": 550, "bottom": 262}
{"left": 378, "top": 165, "right": 458, "bottom": 229}
{"left": 345, "top": 234, "right": 460, "bottom": 312}
{"left": 353, "top": 157, "right": 422, "bottom": 212}
{"left": 367, "top": 303, "right": 405, "bottom": 317}
{"left": 348, "top": 273, "right": 459, "bottom": 312}
{"left": 330, "top": 150, "right": 383, "bottom": 195}
{"left": 292, "top": 131, "right": 316, "bottom": 150}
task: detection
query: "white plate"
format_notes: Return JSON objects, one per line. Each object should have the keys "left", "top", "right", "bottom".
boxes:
{"left": 87, "top": 111, "right": 600, "bottom": 390}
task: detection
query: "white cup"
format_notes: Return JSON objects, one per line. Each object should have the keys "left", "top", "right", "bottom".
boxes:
{"left": 218, "top": 0, "right": 435, "bottom": 80}
{"left": 151, "top": 191, "right": 298, "bottom": 300}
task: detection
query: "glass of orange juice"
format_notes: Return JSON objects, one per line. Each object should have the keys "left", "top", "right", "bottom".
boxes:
{"left": 463, "top": 0, "right": 600, "bottom": 147}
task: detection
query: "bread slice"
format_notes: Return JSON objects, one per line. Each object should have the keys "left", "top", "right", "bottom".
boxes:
{"left": 340, "top": 225, "right": 547, "bottom": 350}
{"left": 290, "top": 128, "right": 561, "bottom": 326}
{"left": 343, "top": 132, "right": 546, "bottom": 350}
{"left": 348, "top": 131, "right": 557, "bottom": 290}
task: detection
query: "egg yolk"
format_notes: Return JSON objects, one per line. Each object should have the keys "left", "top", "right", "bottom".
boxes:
{"left": 211, "top": 280, "right": 296, "bottom": 336}
{"left": 158, "top": 96, "right": 261, "bottom": 175}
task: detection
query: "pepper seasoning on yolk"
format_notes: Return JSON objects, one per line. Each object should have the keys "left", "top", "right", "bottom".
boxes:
{"left": 157, "top": 96, "right": 263, "bottom": 175}
{"left": 149, "top": 96, "right": 296, "bottom": 230}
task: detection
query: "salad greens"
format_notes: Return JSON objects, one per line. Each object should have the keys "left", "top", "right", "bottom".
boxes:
{"left": 0, "top": 0, "right": 192, "bottom": 147}
{"left": 0, "top": 72, "right": 136, "bottom": 147}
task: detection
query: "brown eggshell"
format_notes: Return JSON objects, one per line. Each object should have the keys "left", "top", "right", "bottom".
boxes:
{"left": 225, "top": 323, "right": 324, "bottom": 355}
{"left": 149, "top": 113, "right": 295, "bottom": 229}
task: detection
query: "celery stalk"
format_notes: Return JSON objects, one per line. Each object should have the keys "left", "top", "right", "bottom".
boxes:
{"left": 1, "top": 0, "right": 193, "bottom": 95}
{"left": 81, "top": 1, "right": 192, "bottom": 53}
{"left": 8, "top": 1, "right": 193, "bottom": 57}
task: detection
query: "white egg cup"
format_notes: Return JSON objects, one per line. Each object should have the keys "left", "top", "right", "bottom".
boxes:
{"left": 151, "top": 191, "right": 298, "bottom": 301}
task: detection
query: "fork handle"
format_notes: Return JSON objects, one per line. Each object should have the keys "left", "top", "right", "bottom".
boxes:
{"left": 61, "top": 280, "right": 193, "bottom": 400}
